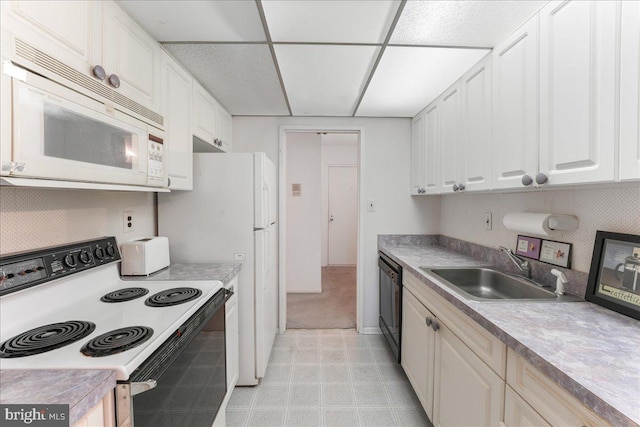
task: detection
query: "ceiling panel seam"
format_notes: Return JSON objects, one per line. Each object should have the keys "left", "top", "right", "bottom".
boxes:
{"left": 255, "top": 0, "right": 292, "bottom": 116}
{"left": 161, "top": 41, "right": 493, "bottom": 50}
{"left": 351, "top": 0, "right": 407, "bottom": 117}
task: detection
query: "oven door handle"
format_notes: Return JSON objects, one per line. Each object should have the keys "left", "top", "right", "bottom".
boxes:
{"left": 130, "top": 379, "right": 157, "bottom": 396}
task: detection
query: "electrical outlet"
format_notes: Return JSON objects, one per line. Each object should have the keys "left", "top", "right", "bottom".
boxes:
{"left": 367, "top": 200, "right": 376, "bottom": 212}
{"left": 484, "top": 212, "right": 492, "bottom": 230}
{"left": 234, "top": 253, "right": 246, "bottom": 261}
{"left": 123, "top": 210, "right": 134, "bottom": 233}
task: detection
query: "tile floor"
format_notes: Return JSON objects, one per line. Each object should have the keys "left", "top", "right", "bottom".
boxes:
{"left": 226, "top": 329, "right": 431, "bottom": 427}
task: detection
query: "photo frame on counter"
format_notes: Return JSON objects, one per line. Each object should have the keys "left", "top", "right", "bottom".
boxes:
{"left": 539, "top": 239, "right": 572, "bottom": 268}
{"left": 585, "top": 231, "right": 640, "bottom": 321}
{"left": 515, "top": 235, "right": 542, "bottom": 260}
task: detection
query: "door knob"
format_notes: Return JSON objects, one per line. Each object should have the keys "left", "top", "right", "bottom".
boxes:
{"left": 329, "top": 215, "right": 334, "bottom": 222}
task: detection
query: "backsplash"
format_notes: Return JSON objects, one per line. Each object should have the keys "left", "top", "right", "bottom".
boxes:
{"left": 0, "top": 187, "right": 155, "bottom": 254}
{"left": 439, "top": 185, "right": 640, "bottom": 273}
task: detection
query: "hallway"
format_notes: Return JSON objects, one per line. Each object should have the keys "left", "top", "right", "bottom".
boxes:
{"left": 287, "top": 267, "right": 356, "bottom": 329}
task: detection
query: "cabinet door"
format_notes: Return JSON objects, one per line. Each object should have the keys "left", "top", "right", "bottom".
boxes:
{"left": 433, "top": 322, "right": 504, "bottom": 427}
{"left": 503, "top": 386, "right": 552, "bottom": 427}
{"left": 439, "top": 86, "right": 462, "bottom": 193}
{"left": 102, "top": 1, "right": 161, "bottom": 113}
{"left": 217, "top": 104, "right": 233, "bottom": 153}
{"left": 620, "top": 0, "right": 640, "bottom": 181}
{"left": 460, "top": 55, "right": 492, "bottom": 192}
{"left": 423, "top": 104, "right": 440, "bottom": 194}
{"left": 539, "top": 0, "right": 617, "bottom": 185}
{"left": 410, "top": 113, "right": 426, "bottom": 195}
{"left": 401, "top": 288, "right": 436, "bottom": 421}
{"left": 162, "top": 51, "right": 193, "bottom": 190}
{"left": 226, "top": 279, "right": 239, "bottom": 390}
{"left": 492, "top": 16, "right": 539, "bottom": 190}
{"left": 0, "top": 1, "right": 101, "bottom": 78}
{"left": 192, "top": 80, "right": 217, "bottom": 146}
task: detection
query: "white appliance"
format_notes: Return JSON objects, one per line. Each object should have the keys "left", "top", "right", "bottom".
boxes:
{"left": 0, "top": 237, "right": 230, "bottom": 426}
{"left": 1, "top": 60, "right": 167, "bottom": 188}
{"left": 158, "top": 152, "right": 278, "bottom": 386}
{"left": 120, "top": 237, "right": 171, "bottom": 276}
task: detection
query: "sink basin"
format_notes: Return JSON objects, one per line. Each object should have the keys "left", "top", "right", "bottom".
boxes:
{"left": 420, "top": 267, "right": 583, "bottom": 302}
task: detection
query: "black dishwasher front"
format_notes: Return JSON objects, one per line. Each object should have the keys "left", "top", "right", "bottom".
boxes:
{"left": 379, "top": 252, "right": 402, "bottom": 363}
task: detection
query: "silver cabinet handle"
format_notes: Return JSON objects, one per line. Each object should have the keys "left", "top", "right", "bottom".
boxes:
{"left": 130, "top": 380, "right": 157, "bottom": 396}
{"left": 457, "top": 183, "right": 465, "bottom": 191}
{"left": 92, "top": 65, "right": 106, "bottom": 80}
{"left": 108, "top": 74, "right": 121, "bottom": 88}
{"left": 425, "top": 317, "right": 433, "bottom": 326}
{"left": 452, "top": 184, "right": 459, "bottom": 192}
{"left": 329, "top": 215, "right": 334, "bottom": 222}
{"left": 521, "top": 174, "right": 533, "bottom": 186}
{"left": 535, "top": 172, "right": 548, "bottom": 185}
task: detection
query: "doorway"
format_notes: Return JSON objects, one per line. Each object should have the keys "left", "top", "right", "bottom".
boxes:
{"left": 281, "top": 130, "right": 359, "bottom": 330}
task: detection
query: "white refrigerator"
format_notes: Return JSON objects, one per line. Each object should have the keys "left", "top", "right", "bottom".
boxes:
{"left": 158, "top": 152, "right": 278, "bottom": 386}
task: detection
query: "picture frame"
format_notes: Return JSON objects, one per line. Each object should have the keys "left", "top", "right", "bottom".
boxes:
{"left": 515, "top": 235, "right": 542, "bottom": 260}
{"left": 539, "top": 239, "right": 572, "bottom": 268}
{"left": 585, "top": 231, "right": 640, "bottom": 321}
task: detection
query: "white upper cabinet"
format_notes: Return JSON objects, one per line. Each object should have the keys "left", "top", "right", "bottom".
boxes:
{"left": 439, "top": 85, "right": 462, "bottom": 193}
{"left": 102, "top": 1, "right": 162, "bottom": 114}
{"left": 0, "top": 1, "right": 102, "bottom": 79}
{"left": 538, "top": 0, "right": 617, "bottom": 186}
{"left": 192, "top": 79, "right": 218, "bottom": 146}
{"left": 620, "top": 0, "right": 640, "bottom": 181}
{"left": 216, "top": 104, "right": 233, "bottom": 153}
{"left": 459, "top": 55, "right": 492, "bottom": 192}
{"left": 162, "top": 50, "right": 193, "bottom": 190}
{"left": 410, "top": 112, "right": 427, "bottom": 195}
{"left": 423, "top": 104, "right": 439, "bottom": 194}
{"left": 492, "top": 16, "right": 540, "bottom": 190}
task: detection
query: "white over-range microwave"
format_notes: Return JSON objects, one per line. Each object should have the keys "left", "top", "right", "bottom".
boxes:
{"left": 1, "top": 59, "right": 167, "bottom": 189}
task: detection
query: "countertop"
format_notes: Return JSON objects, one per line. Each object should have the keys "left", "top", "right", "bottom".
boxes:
{"left": 122, "top": 262, "right": 242, "bottom": 285}
{"left": 0, "top": 369, "right": 116, "bottom": 425}
{"left": 379, "top": 238, "right": 640, "bottom": 427}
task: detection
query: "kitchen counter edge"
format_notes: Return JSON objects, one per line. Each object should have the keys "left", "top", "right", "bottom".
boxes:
{"left": 121, "top": 262, "right": 242, "bottom": 284}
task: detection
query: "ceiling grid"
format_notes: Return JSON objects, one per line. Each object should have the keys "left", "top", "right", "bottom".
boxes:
{"left": 118, "top": 0, "right": 549, "bottom": 117}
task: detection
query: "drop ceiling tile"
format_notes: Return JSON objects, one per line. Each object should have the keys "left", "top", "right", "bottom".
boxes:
{"left": 357, "top": 46, "right": 490, "bottom": 117}
{"left": 391, "top": 0, "right": 549, "bottom": 47}
{"left": 163, "top": 44, "right": 289, "bottom": 116}
{"left": 117, "top": 0, "right": 265, "bottom": 42}
{"left": 274, "top": 44, "right": 379, "bottom": 116}
{"left": 263, "top": 1, "right": 400, "bottom": 43}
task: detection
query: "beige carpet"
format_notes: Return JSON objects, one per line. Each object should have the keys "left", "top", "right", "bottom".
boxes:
{"left": 287, "top": 266, "right": 356, "bottom": 329}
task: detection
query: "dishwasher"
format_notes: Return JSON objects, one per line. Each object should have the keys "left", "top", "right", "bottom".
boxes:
{"left": 378, "top": 252, "right": 402, "bottom": 362}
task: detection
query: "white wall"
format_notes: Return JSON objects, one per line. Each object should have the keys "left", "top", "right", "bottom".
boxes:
{"left": 232, "top": 116, "right": 441, "bottom": 330}
{"left": 440, "top": 185, "right": 640, "bottom": 273}
{"left": 285, "top": 132, "right": 322, "bottom": 293}
{"left": 321, "top": 135, "right": 358, "bottom": 267}
{"left": 0, "top": 187, "right": 156, "bottom": 254}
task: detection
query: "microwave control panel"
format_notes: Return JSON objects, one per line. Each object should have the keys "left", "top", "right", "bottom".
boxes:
{"left": 148, "top": 138, "right": 164, "bottom": 180}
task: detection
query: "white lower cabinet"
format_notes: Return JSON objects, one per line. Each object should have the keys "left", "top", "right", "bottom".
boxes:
{"left": 72, "top": 392, "right": 115, "bottom": 427}
{"left": 503, "top": 385, "right": 551, "bottom": 427}
{"left": 433, "top": 321, "right": 504, "bottom": 427}
{"left": 225, "top": 277, "right": 239, "bottom": 391}
{"left": 401, "top": 288, "right": 436, "bottom": 420}
{"left": 402, "top": 272, "right": 505, "bottom": 426}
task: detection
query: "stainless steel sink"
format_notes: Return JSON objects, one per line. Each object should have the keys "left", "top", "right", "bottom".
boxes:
{"left": 420, "top": 267, "right": 583, "bottom": 302}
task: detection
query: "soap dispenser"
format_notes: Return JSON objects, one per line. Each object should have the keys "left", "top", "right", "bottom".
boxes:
{"left": 550, "top": 269, "right": 568, "bottom": 296}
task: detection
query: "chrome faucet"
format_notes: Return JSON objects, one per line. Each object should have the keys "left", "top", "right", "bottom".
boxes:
{"left": 499, "top": 246, "right": 532, "bottom": 279}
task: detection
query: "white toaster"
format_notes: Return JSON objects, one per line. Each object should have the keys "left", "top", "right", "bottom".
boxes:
{"left": 120, "top": 237, "right": 170, "bottom": 276}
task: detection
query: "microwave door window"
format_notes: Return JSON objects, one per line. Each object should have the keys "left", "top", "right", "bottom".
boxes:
{"left": 43, "top": 103, "right": 138, "bottom": 170}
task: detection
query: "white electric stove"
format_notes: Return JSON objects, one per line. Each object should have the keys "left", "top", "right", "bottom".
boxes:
{"left": 0, "top": 237, "right": 231, "bottom": 427}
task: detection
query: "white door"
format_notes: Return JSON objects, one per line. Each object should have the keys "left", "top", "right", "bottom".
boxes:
{"left": 328, "top": 166, "right": 357, "bottom": 266}
{"left": 620, "top": 0, "right": 640, "bottom": 181}
{"left": 410, "top": 113, "right": 426, "bottom": 195}
{"left": 539, "top": 0, "right": 617, "bottom": 185}
{"left": 423, "top": 103, "right": 440, "bottom": 194}
{"left": 492, "top": 16, "right": 539, "bottom": 190}
{"left": 254, "top": 228, "right": 277, "bottom": 378}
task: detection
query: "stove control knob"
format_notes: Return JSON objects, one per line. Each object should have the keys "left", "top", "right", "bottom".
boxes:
{"left": 79, "top": 251, "right": 91, "bottom": 264}
{"left": 64, "top": 254, "right": 77, "bottom": 268}
{"left": 94, "top": 247, "right": 106, "bottom": 260}
{"left": 106, "top": 245, "right": 116, "bottom": 257}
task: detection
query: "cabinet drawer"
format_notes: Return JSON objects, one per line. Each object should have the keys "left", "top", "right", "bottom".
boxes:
{"left": 503, "top": 385, "right": 551, "bottom": 427}
{"left": 506, "top": 348, "right": 607, "bottom": 426}
{"left": 403, "top": 271, "right": 506, "bottom": 378}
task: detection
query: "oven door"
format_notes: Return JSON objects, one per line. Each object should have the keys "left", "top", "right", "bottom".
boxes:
{"left": 379, "top": 254, "right": 402, "bottom": 362}
{"left": 9, "top": 68, "right": 152, "bottom": 186}
{"left": 119, "top": 289, "right": 231, "bottom": 427}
